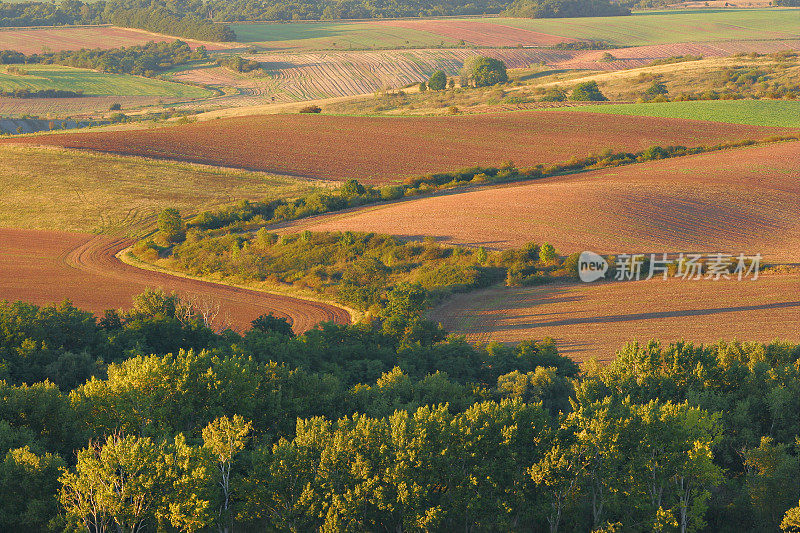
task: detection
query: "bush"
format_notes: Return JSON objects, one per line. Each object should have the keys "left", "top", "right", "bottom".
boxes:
{"left": 461, "top": 56, "right": 508, "bottom": 87}
{"left": 428, "top": 70, "right": 447, "bottom": 91}
{"left": 539, "top": 243, "right": 557, "bottom": 263}
{"left": 540, "top": 87, "right": 567, "bottom": 102}
{"left": 157, "top": 208, "right": 185, "bottom": 244}
{"left": 571, "top": 81, "right": 608, "bottom": 101}
{"left": 644, "top": 81, "right": 668, "bottom": 100}
{"left": 108, "top": 112, "right": 128, "bottom": 123}
{"left": 299, "top": 105, "right": 322, "bottom": 113}
{"left": 109, "top": 103, "right": 121, "bottom": 111}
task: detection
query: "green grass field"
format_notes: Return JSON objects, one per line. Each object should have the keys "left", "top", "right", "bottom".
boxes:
{"left": 230, "top": 21, "right": 458, "bottom": 49}
{"left": 563, "top": 99, "right": 800, "bottom": 127}
{"left": 495, "top": 8, "right": 800, "bottom": 46}
{"left": 230, "top": 9, "right": 800, "bottom": 49}
{"left": 0, "top": 65, "right": 213, "bottom": 98}
{"left": 0, "top": 145, "right": 317, "bottom": 233}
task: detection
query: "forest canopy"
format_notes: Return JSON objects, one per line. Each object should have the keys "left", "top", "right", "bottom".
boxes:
{"left": 502, "top": 0, "right": 631, "bottom": 18}
{"left": 0, "top": 293, "right": 797, "bottom": 532}
{"left": 0, "top": 0, "right": 630, "bottom": 35}
{"left": 0, "top": 0, "right": 235, "bottom": 41}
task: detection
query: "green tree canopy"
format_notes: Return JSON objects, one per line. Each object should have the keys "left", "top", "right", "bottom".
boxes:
{"left": 461, "top": 56, "right": 508, "bottom": 87}
{"left": 428, "top": 70, "right": 447, "bottom": 91}
{"left": 158, "top": 208, "right": 186, "bottom": 244}
{"left": 571, "top": 80, "right": 608, "bottom": 101}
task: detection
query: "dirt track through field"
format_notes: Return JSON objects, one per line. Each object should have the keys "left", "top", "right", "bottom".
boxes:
{"left": 0, "top": 228, "right": 349, "bottom": 333}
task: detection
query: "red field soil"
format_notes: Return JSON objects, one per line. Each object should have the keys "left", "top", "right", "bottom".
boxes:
{"left": 374, "top": 19, "right": 576, "bottom": 47}
{"left": 0, "top": 228, "right": 349, "bottom": 333}
{"left": 5, "top": 110, "right": 795, "bottom": 184}
{"left": 0, "top": 25, "right": 230, "bottom": 54}
{"left": 429, "top": 274, "right": 800, "bottom": 363}
{"left": 281, "top": 141, "right": 800, "bottom": 263}
{"left": 556, "top": 39, "right": 800, "bottom": 70}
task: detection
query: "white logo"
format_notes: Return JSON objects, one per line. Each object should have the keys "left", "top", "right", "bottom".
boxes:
{"left": 578, "top": 251, "right": 608, "bottom": 282}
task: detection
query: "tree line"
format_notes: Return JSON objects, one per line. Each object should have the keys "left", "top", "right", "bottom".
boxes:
{"left": 502, "top": 0, "right": 630, "bottom": 17}
{"left": 1, "top": 0, "right": 632, "bottom": 38}
{"left": 0, "top": 0, "right": 234, "bottom": 42}
{"left": 0, "top": 40, "right": 208, "bottom": 77}
{"left": 0, "top": 291, "right": 798, "bottom": 531}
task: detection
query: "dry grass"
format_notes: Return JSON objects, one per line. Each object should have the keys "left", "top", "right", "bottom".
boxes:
{"left": 0, "top": 145, "right": 317, "bottom": 233}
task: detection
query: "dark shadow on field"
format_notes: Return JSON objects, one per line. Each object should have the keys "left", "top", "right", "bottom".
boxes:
{"left": 500, "top": 300, "right": 800, "bottom": 330}
{"left": 393, "top": 234, "right": 510, "bottom": 248}
{"left": 231, "top": 22, "right": 350, "bottom": 43}
{"left": 516, "top": 69, "right": 573, "bottom": 82}
{"left": 259, "top": 61, "right": 301, "bottom": 71}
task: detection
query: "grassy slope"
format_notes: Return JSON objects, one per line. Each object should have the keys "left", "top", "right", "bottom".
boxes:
{"left": 0, "top": 145, "right": 317, "bottom": 233}
{"left": 563, "top": 100, "right": 800, "bottom": 127}
{"left": 230, "top": 21, "right": 457, "bottom": 49}
{"left": 495, "top": 9, "right": 800, "bottom": 45}
{"left": 0, "top": 65, "right": 213, "bottom": 98}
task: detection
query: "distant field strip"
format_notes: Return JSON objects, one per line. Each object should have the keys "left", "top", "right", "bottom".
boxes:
{"left": 0, "top": 65, "right": 212, "bottom": 98}
{"left": 229, "top": 10, "right": 800, "bottom": 50}
{"left": 169, "top": 41, "right": 800, "bottom": 107}
{"left": 0, "top": 25, "right": 230, "bottom": 54}
{"left": 6, "top": 110, "right": 792, "bottom": 184}
{"left": 555, "top": 39, "right": 800, "bottom": 70}
{"left": 174, "top": 48, "right": 573, "bottom": 102}
{"left": 281, "top": 141, "right": 800, "bottom": 263}
{"left": 429, "top": 274, "right": 800, "bottom": 363}
{"left": 373, "top": 19, "right": 575, "bottom": 47}
{"left": 230, "top": 21, "right": 458, "bottom": 50}
{"left": 564, "top": 100, "right": 800, "bottom": 127}
{"left": 494, "top": 9, "right": 800, "bottom": 46}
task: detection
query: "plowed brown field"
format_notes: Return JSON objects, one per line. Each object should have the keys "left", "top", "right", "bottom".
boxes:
{"left": 374, "top": 20, "right": 575, "bottom": 47}
{"left": 556, "top": 39, "right": 800, "bottom": 71}
{"left": 429, "top": 274, "right": 800, "bottom": 362}
{"left": 0, "top": 228, "right": 349, "bottom": 333}
{"left": 281, "top": 141, "right": 800, "bottom": 263}
{"left": 6, "top": 111, "right": 794, "bottom": 184}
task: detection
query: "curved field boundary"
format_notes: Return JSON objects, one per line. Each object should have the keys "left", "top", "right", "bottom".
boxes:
{"left": 278, "top": 140, "right": 800, "bottom": 263}
{"left": 0, "top": 228, "right": 350, "bottom": 333}
{"left": 5, "top": 110, "right": 794, "bottom": 184}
